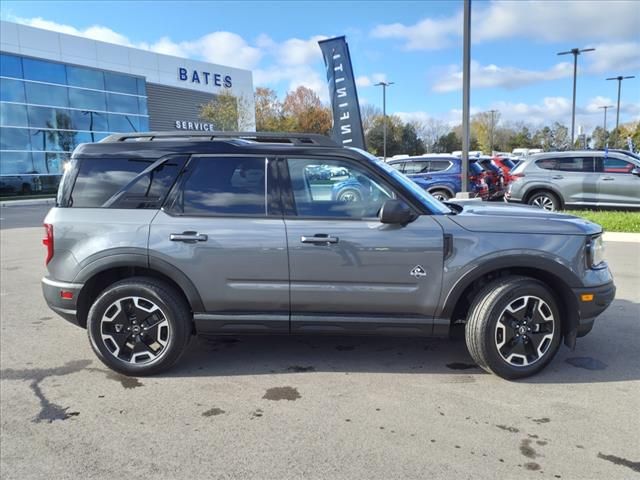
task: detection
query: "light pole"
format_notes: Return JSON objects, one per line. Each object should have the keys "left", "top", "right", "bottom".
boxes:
{"left": 488, "top": 109, "right": 498, "bottom": 154}
{"left": 460, "top": 0, "right": 471, "bottom": 193}
{"left": 374, "top": 81, "right": 394, "bottom": 160}
{"left": 557, "top": 47, "right": 595, "bottom": 145}
{"left": 598, "top": 105, "right": 613, "bottom": 138}
{"left": 606, "top": 75, "right": 635, "bottom": 134}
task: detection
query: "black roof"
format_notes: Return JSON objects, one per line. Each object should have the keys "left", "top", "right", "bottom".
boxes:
{"left": 72, "top": 131, "right": 361, "bottom": 160}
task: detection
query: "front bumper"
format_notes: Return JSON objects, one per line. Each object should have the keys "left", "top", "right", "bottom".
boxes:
{"left": 41, "top": 276, "right": 84, "bottom": 326}
{"left": 572, "top": 280, "right": 616, "bottom": 337}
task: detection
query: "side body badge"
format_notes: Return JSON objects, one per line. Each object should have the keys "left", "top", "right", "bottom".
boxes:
{"left": 410, "top": 265, "right": 427, "bottom": 278}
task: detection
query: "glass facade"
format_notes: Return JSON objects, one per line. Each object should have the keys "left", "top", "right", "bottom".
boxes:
{"left": 0, "top": 52, "right": 149, "bottom": 196}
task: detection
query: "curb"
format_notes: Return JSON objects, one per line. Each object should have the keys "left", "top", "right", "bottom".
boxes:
{"left": 603, "top": 232, "right": 640, "bottom": 243}
{"left": 0, "top": 197, "right": 56, "bottom": 207}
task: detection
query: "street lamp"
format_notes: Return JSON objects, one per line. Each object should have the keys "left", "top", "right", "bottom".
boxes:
{"left": 488, "top": 109, "right": 498, "bottom": 154}
{"left": 598, "top": 105, "right": 613, "bottom": 136}
{"left": 557, "top": 47, "right": 595, "bottom": 145}
{"left": 374, "top": 81, "right": 394, "bottom": 160}
{"left": 606, "top": 75, "right": 635, "bottom": 133}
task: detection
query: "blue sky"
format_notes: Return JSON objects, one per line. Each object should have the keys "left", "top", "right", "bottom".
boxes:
{"left": 3, "top": 0, "right": 639, "bottom": 132}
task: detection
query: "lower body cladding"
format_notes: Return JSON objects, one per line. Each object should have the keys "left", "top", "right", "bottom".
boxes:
{"left": 42, "top": 278, "right": 615, "bottom": 340}
{"left": 193, "top": 312, "right": 438, "bottom": 336}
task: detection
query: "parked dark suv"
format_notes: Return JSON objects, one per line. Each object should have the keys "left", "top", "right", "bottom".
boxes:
{"left": 42, "top": 132, "right": 615, "bottom": 379}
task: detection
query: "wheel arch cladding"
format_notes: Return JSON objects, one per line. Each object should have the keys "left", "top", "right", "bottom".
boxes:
{"left": 75, "top": 261, "right": 203, "bottom": 328}
{"left": 441, "top": 259, "right": 581, "bottom": 348}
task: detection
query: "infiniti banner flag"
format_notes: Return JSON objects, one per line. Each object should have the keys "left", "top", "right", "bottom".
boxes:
{"left": 318, "top": 36, "right": 366, "bottom": 149}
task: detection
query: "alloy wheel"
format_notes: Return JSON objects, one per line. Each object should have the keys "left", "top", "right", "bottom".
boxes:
{"left": 494, "top": 295, "right": 555, "bottom": 367}
{"left": 531, "top": 195, "right": 555, "bottom": 211}
{"left": 100, "top": 296, "right": 171, "bottom": 365}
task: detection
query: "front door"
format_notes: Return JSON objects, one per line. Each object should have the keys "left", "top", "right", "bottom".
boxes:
{"left": 597, "top": 155, "right": 640, "bottom": 206}
{"left": 149, "top": 155, "right": 290, "bottom": 333}
{"left": 281, "top": 157, "right": 444, "bottom": 336}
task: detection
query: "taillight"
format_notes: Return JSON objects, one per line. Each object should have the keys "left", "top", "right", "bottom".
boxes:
{"left": 43, "top": 223, "right": 53, "bottom": 265}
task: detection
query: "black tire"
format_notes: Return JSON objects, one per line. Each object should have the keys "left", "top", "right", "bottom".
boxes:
{"left": 465, "top": 276, "right": 562, "bottom": 380}
{"left": 337, "top": 188, "right": 362, "bottom": 202}
{"left": 430, "top": 189, "right": 452, "bottom": 201}
{"left": 87, "top": 277, "right": 192, "bottom": 376}
{"left": 527, "top": 190, "right": 560, "bottom": 211}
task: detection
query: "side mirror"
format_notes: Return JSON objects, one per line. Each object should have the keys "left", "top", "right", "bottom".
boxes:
{"left": 379, "top": 199, "right": 414, "bottom": 225}
{"left": 631, "top": 167, "right": 640, "bottom": 177}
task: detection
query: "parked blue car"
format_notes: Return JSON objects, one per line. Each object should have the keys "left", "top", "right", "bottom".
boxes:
{"left": 330, "top": 156, "right": 488, "bottom": 202}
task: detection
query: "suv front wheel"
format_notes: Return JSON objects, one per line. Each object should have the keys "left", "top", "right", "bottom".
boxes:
{"left": 87, "top": 277, "right": 192, "bottom": 376}
{"left": 527, "top": 191, "right": 560, "bottom": 211}
{"left": 465, "top": 276, "right": 561, "bottom": 379}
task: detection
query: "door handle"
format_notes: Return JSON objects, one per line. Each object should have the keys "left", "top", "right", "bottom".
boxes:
{"left": 602, "top": 177, "right": 615, "bottom": 181}
{"left": 300, "top": 234, "right": 339, "bottom": 244}
{"left": 551, "top": 175, "right": 564, "bottom": 179}
{"left": 170, "top": 231, "right": 208, "bottom": 243}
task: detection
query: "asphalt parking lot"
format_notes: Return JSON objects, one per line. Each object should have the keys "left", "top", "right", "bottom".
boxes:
{"left": 1, "top": 204, "right": 639, "bottom": 479}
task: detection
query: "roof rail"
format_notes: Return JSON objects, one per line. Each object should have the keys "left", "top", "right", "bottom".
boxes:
{"left": 100, "top": 131, "right": 338, "bottom": 147}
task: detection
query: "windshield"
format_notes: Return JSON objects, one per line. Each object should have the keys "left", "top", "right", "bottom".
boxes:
{"left": 348, "top": 148, "right": 451, "bottom": 214}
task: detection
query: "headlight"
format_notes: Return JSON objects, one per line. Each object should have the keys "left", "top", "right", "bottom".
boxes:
{"left": 587, "top": 235, "right": 606, "bottom": 268}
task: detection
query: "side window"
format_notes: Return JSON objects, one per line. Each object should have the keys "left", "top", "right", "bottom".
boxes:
{"left": 69, "top": 156, "right": 185, "bottom": 208}
{"left": 429, "top": 160, "right": 451, "bottom": 172}
{"left": 536, "top": 158, "right": 556, "bottom": 170}
{"left": 403, "top": 161, "right": 429, "bottom": 174}
{"left": 556, "top": 157, "right": 595, "bottom": 172}
{"left": 286, "top": 158, "right": 395, "bottom": 219}
{"left": 171, "top": 157, "right": 267, "bottom": 216}
{"left": 603, "top": 157, "right": 635, "bottom": 174}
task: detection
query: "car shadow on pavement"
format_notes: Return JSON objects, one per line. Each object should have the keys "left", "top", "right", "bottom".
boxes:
{"left": 162, "top": 298, "right": 639, "bottom": 383}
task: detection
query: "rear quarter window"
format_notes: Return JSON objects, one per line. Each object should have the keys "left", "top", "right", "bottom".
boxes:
{"left": 67, "top": 156, "right": 186, "bottom": 208}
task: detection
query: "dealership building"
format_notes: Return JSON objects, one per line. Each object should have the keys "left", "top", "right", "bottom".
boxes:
{"left": 0, "top": 20, "right": 255, "bottom": 196}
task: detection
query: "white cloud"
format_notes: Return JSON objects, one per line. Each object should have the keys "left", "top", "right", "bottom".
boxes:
{"left": 586, "top": 42, "right": 640, "bottom": 74}
{"left": 432, "top": 60, "right": 574, "bottom": 92}
{"left": 371, "top": 13, "right": 461, "bottom": 50}
{"left": 355, "top": 73, "right": 387, "bottom": 87}
{"left": 474, "top": 1, "right": 639, "bottom": 43}
{"left": 183, "top": 32, "right": 262, "bottom": 69}
{"left": 17, "top": 16, "right": 133, "bottom": 46}
{"left": 395, "top": 111, "right": 432, "bottom": 124}
{"left": 371, "top": 1, "right": 638, "bottom": 50}
{"left": 254, "top": 65, "right": 328, "bottom": 102}
{"left": 275, "top": 35, "right": 327, "bottom": 66}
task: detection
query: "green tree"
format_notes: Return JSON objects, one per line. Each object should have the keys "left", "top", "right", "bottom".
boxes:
{"left": 591, "top": 126, "right": 608, "bottom": 149}
{"left": 254, "top": 87, "right": 284, "bottom": 131}
{"left": 199, "top": 90, "right": 239, "bottom": 131}
{"left": 400, "top": 122, "right": 426, "bottom": 155}
{"left": 365, "top": 115, "right": 404, "bottom": 157}
{"left": 434, "top": 131, "right": 461, "bottom": 153}
{"left": 507, "top": 125, "right": 533, "bottom": 151}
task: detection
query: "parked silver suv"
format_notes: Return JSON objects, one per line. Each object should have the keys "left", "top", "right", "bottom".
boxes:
{"left": 505, "top": 150, "right": 640, "bottom": 211}
{"left": 42, "top": 132, "right": 615, "bottom": 379}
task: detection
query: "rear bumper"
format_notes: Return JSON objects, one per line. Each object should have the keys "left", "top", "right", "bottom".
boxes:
{"left": 572, "top": 281, "right": 616, "bottom": 336}
{"left": 41, "top": 276, "right": 84, "bottom": 327}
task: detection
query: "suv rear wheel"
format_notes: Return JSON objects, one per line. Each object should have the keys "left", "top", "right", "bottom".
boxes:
{"left": 87, "top": 277, "right": 191, "bottom": 376}
{"left": 527, "top": 191, "right": 560, "bottom": 211}
{"left": 465, "top": 276, "right": 561, "bottom": 379}
{"left": 430, "top": 189, "right": 452, "bottom": 201}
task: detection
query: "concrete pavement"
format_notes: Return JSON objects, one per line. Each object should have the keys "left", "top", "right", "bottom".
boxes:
{"left": 0, "top": 217, "right": 639, "bottom": 479}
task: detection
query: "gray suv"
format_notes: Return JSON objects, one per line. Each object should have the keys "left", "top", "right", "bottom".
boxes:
{"left": 41, "top": 132, "right": 615, "bottom": 379}
{"left": 506, "top": 150, "right": 640, "bottom": 211}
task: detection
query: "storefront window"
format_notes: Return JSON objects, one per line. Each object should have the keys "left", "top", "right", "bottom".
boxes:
{"left": 25, "top": 82, "right": 69, "bottom": 108}
{"left": 0, "top": 127, "right": 31, "bottom": 151}
{"left": 108, "top": 113, "right": 139, "bottom": 132}
{"left": 0, "top": 53, "right": 23, "bottom": 78}
{"left": 0, "top": 103, "right": 28, "bottom": 127}
{"left": 22, "top": 58, "right": 67, "bottom": 85}
{"left": 0, "top": 78, "right": 26, "bottom": 102}
{"left": 69, "top": 88, "right": 107, "bottom": 111}
{"left": 107, "top": 92, "right": 139, "bottom": 114}
{"left": 66, "top": 65, "right": 105, "bottom": 90}
{"left": 104, "top": 72, "right": 138, "bottom": 95}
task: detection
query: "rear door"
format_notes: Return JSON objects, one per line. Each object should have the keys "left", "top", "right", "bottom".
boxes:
{"left": 549, "top": 156, "right": 598, "bottom": 205}
{"left": 597, "top": 155, "right": 640, "bottom": 206}
{"left": 149, "top": 155, "right": 290, "bottom": 333}
{"left": 281, "top": 156, "right": 444, "bottom": 335}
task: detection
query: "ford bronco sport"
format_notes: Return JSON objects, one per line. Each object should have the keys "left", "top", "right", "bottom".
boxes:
{"left": 42, "top": 132, "right": 615, "bottom": 379}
